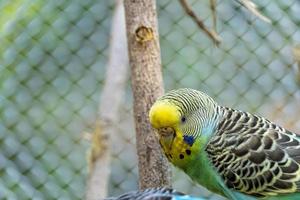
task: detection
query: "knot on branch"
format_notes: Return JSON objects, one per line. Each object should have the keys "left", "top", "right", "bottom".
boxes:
{"left": 135, "top": 26, "right": 154, "bottom": 43}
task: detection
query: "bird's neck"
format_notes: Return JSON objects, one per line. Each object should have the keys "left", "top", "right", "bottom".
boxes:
{"left": 171, "top": 107, "right": 225, "bottom": 195}
{"left": 172, "top": 136, "right": 224, "bottom": 196}
{"left": 200, "top": 107, "right": 223, "bottom": 139}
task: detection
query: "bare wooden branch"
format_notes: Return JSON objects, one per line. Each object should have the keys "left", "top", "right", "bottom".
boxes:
{"left": 236, "top": 0, "right": 271, "bottom": 23}
{"left": 179, "top": 0, "right": 221, "bottom": 45}
{"left": 85, "top": 0, "right": 129, "bottom": 199}
{"left": 210, "top": 0, "right": 217, "bottom": 33}
{"left": 124, "top": 0, "right": 171, "bottom": 189}
{"left": 293, "top": 44, "right": 300, "bottom": 84}
{"left": 85, "top": 124, "right": 110, "bottom": 200}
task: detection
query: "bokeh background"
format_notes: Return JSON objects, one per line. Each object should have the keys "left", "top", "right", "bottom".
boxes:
{"left": 1, "top": 0, "right": 300, "bottom": 199}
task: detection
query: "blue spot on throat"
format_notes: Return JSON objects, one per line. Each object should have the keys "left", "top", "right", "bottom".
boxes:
{"left": 183, "top": 135, "right": 195, "bottom": 146}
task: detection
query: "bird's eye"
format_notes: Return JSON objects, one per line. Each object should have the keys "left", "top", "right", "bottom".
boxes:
{"left": 181, "top": 116, "right": 186, "bottom": 123}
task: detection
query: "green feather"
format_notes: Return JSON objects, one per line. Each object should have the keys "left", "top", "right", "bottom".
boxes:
{"left": 184, "top": 137, "right": 225, "bottom": 196}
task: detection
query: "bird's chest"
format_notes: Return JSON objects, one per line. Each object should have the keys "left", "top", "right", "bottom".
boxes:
{"left": 184, "top": 151, "right": 226, "bottom": 196}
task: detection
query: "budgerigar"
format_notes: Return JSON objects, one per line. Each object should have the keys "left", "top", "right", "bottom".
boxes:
{"left": 105, "top": 187, "right": 206, "bottom": 200}
{"left": 149, "top": 88, "right": 300, "bottom": 200}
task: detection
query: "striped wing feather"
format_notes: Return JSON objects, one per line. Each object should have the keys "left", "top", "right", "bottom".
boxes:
{"left": 206, "top": 107, "right": 300, "bottom": 197}
{"left": 105, "top": 188, "right": 185, "bottom": 200}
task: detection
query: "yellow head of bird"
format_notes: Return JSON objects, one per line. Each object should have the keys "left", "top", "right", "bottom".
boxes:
{"left": 149, "top": 100, "right": 181, "bottom": 130}
{"left": 149, "top": 100, "right": 183, "bottom": 149}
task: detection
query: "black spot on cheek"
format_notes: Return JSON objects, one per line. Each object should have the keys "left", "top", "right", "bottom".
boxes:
{"left": 179, "top": 154, "right": 184, "bottom": 159}
{"left": 186, "top": 149, "right": 191, "bottom": 155}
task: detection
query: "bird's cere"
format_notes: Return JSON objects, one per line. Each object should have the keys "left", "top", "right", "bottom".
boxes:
{"left": 159, "top": 127, "right": 176, "bottom": 137}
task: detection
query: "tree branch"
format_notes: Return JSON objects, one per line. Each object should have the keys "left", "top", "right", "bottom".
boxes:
{"left": 124, "top": 0, "right": 171, "bottom": 189}
{"left": 210, "top": 0, "right": 217, "bottom": 33}
{"left": 85, "top": 0, "right": 129, "bottom": 199}
{"left": 179, "top": 0, "right": 221, "bottom": 45}
{"left": 293, "top": 44, "right": 300, "bottom": 84}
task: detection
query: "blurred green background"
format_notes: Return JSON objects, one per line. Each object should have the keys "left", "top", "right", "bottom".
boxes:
{"left": 0, "top": 0, "right": 300, "bottom": 199}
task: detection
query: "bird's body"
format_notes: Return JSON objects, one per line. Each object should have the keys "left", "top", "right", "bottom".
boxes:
{"left": 105, "top": 187, "right": 206, "bottom": 200}
{"left": 149, "top": 88, "right": 300, "bottom": 200}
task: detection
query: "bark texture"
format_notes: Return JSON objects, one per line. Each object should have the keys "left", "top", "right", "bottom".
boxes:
{"left": 293, "top": 45, "right": 300, "bottom": 84}
{"left": 85, "top": 0, "right": 129, "bottom": 199}
{"left": 124, "top": 0, "right": 171, "bottom": 189}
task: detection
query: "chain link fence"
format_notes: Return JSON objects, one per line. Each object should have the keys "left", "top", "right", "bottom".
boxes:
{"left": 1, "top": 0, "right": 300, "bottom": 199}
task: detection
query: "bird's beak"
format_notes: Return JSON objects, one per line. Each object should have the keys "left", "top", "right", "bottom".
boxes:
{"left": 157, "top": 127, "right": 176, "bottom": 150}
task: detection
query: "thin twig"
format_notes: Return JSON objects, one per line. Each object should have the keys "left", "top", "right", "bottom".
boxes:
{"left": 179, "top": 0, "right": 221, "bottom": 45}
{"left": 237, "top": 0, "right": 271, "bottom": 23}
{"left": 210, "top": 0, "right": 217, "bottom": 33}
